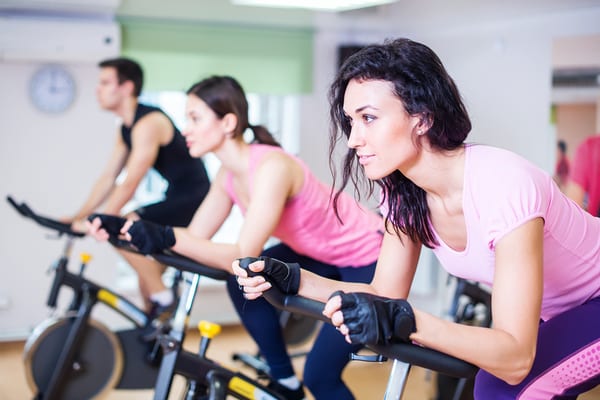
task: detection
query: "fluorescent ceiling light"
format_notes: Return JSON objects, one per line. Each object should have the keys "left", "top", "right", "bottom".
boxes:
{"left": 231, "top": 0, "right": 397, "bottom": 12}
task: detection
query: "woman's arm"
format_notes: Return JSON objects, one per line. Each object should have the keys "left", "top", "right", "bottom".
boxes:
{"left": 69, "top": 131, "right": 129, "bottom": 225}
{"left": 172, "top": 152, "right": 301, "bottom": 271}
{"left": 236, "top": 227, "right": 421, "bottom": 303}
{"left": 301, "top": 229, "right": 420, "bottom": 302}
{"left": 410, "top": 217, "right": 544, "bottom": 385}
{"left": 185, "top": 168, "right": 234, "bottom": 239}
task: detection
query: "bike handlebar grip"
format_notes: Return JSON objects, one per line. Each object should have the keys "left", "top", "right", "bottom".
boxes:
{"left": 237, "top": 257, "right": 331, "bottom": 324}
{"left": 369, "top": 342, "right": 478, "bottom": 379}
{"left": 153, "top": 251, "right": 229, "bottom": 281}
{"left": 6, "top": 196, "right": 84, "bottom": 237}
{"left": 106, "top": 234, "right": 229, "bottom": 281}
{"left": 6, "top": 195, "right": 27, "bottom": 217}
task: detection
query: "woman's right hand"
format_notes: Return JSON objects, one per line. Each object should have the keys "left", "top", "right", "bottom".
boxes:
{"left": 231, "top": 258, "right": 273, "bottom": 300}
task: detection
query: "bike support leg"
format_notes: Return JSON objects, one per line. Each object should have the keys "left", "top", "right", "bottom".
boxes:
{"left": 153, "top": 272, "right": 201, "bottom": 400}
{"left": 42, "top": 289, "right": 95, "bottom": 400}
{"left": 383, "top": 359, "right": 410, "bottom": 400}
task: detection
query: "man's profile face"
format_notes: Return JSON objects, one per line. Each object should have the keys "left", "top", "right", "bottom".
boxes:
{"left": 96, "top": 67, "right": 126, "bottom": 111}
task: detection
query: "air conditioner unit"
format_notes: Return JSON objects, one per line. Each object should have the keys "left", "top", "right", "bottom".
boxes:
{"left": 0, "top": 0, "right": 122, "bottom": 16}
{"left": 0, "top": 15, "right": 121, "bottom": 63}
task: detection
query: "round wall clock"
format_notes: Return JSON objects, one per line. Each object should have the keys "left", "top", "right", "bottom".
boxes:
{"left": 29, "top": 64, "right": 77, "bottom": 114}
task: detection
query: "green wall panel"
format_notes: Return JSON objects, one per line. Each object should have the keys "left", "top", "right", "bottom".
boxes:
{"left": 119, "top": 19, "right": 313, "bottom": 94}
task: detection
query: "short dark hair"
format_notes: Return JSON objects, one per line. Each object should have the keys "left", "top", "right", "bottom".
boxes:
{"left": 98, "top": 57, "right": 143, "bottom": 97}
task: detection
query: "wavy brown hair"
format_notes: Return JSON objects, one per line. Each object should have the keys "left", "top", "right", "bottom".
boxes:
{"left": 328, "top": 38, "right": 471, "bottom": 247}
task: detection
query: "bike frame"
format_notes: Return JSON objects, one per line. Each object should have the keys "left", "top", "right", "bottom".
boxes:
{"left": 9, "top": 196, "right": 290, "bottom": 400}
{"left": 8, "top": 196, "right": 153, "bottom": 399}
{"left": 137, "top": 250, "right": 287, "bottom": 400}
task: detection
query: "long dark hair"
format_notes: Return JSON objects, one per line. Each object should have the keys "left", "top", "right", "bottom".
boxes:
{"left": 328, "top": 38, "right": 471, "bottom": 247}
{"left": 186, "top": 76, "right": 280, "bottom": 147}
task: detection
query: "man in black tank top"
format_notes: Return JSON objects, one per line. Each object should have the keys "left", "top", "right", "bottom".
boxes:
{"left": 64, "top": 58, "right": 210, "bottom": 315}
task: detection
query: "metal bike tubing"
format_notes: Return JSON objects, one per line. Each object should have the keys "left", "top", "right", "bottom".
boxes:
{"left": 383, "top": 359, "right": 411, "bottom": 400}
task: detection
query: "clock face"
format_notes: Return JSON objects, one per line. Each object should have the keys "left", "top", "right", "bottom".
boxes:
{"left": 29, "top": 64, "right": 77, "bottom": 114}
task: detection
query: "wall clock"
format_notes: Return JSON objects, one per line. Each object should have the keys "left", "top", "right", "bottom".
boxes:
{"left": 29, "top": 64, "right": 77, "bottom": 114}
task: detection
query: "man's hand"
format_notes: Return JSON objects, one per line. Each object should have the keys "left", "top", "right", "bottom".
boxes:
{"left": 86, "top": 213, "right": 128, "bottom": 242}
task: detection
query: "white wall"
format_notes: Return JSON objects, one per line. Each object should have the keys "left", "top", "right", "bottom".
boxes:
{"left": 300, "top": 8, "right": 600, "bottom": 179}
{"left": 0, "top": 60, "right": 123, "bottom": 339}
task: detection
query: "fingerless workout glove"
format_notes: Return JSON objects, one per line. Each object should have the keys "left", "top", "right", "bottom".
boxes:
{"left": 336, "top": 291, "right": 416, "bottom": 345}
{"left": 127, "top": 220, "right": 176, "bottom": 255}
{"left": 238, "top": 256, "right": 301, "bottom": 295}
{"left": 88, "top": 213, "right": 128, "bottom": 237}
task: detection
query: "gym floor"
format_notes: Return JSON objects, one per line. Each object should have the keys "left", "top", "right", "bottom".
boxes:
{"left": 1, "top": 323, "right": 599, "bottom": 400}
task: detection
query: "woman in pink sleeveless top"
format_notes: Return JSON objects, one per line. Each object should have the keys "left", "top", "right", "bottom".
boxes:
{"left": 90, "top": 75, "right": 384, "bottom": 400}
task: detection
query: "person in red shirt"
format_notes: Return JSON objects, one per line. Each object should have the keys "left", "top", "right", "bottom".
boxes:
{"left": 566, "top": 134, "right": 600, "bottom": 216}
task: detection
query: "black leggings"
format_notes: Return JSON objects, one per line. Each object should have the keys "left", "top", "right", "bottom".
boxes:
{"left": 226, "top": 243, "right": 376, "bottom": 400}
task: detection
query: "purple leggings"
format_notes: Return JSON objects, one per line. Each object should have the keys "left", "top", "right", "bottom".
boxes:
{"left": 474, "top": 296, "right": 600, "bottom": 399}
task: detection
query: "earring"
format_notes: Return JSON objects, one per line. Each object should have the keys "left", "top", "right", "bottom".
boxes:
{"left": 417, "top": 129, "right": 423, "bottom": 135}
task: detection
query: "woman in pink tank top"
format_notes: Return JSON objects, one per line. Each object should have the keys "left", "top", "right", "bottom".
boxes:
{"left": 234, "top": 39, "right": 600, "bottom": 399}
{"left": 89, "top": 75, "right": 384, "bottom": 400}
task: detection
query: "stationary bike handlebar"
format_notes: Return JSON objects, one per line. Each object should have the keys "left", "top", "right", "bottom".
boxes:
{"left": 7, "top": 195, "right": 85, "bottom": 238}
{"left": 238, "top": 259, "right": 479, "bottom": 379}
{"left": 7, "top": 195, "right": 229, "bottom": 282}
{"left": 105, "top": 238, "right": 230, "bottom": 283}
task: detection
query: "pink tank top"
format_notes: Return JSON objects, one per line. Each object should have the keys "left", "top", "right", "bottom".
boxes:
{"left": 225, "top": 144, "right": 383, "bottom": 267}
{"left": 432, "top": 144, "right": 600, "bottom": 320}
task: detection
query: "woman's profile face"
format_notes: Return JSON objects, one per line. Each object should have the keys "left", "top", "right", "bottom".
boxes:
{"left": 343, "top": 78, "right": 421, "bottom": 180}
{"left": 182, "top": 94, "right": 227, "bottom": 158}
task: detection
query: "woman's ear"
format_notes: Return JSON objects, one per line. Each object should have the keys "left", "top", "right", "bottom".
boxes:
{"left": 416, "top": 113, "right": 433, "bottom": 135}
{"left": 221, "top": 113, "right": 238, "bottom": 137}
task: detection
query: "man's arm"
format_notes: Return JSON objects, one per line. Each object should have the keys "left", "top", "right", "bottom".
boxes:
{"left": 101, "top": 112, "right": 169, "bottom": 215}
{"left": 70, "top": 131, "right": 129, "bottom": 222}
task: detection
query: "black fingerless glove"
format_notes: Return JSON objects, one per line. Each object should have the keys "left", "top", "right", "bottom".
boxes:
{"left": 337, "top": 292, "right": 416, "bottom": 345}
{"left": 127, "top": 220, "right": 176, "bottom": 255}
{"left": 88, "top": 213, "right": 128, "bottom": 237}
{"left": 238, "top": 256, "right": 301, "bottom": 295}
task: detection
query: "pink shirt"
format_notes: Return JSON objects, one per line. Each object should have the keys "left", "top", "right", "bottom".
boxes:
{"left": 225, "top": 144, "right": 383, "bottom": 267}
{"left": 433, "top": 144, "right": 600, "bottom": 320}
{"left": 570, "top": 135, "right": 600, "bottom": 216}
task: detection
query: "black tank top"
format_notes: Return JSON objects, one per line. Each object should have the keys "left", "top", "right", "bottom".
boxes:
{"left": 121, "top": 104, "right": 210, "bottom": 198}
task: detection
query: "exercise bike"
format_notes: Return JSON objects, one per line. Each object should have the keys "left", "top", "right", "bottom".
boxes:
{"left": 237, "top": 257, "right": 480, "bottom": 400}
{"left": 8, "top": 195, "right": 188, "bottom": 399}
{"left": 9, "top": 196, "right": 304, "bottom": 400}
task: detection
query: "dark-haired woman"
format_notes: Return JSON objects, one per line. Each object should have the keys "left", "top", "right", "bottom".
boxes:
{"left": 234, "top": 39, "right": 600, "bottom": 399}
